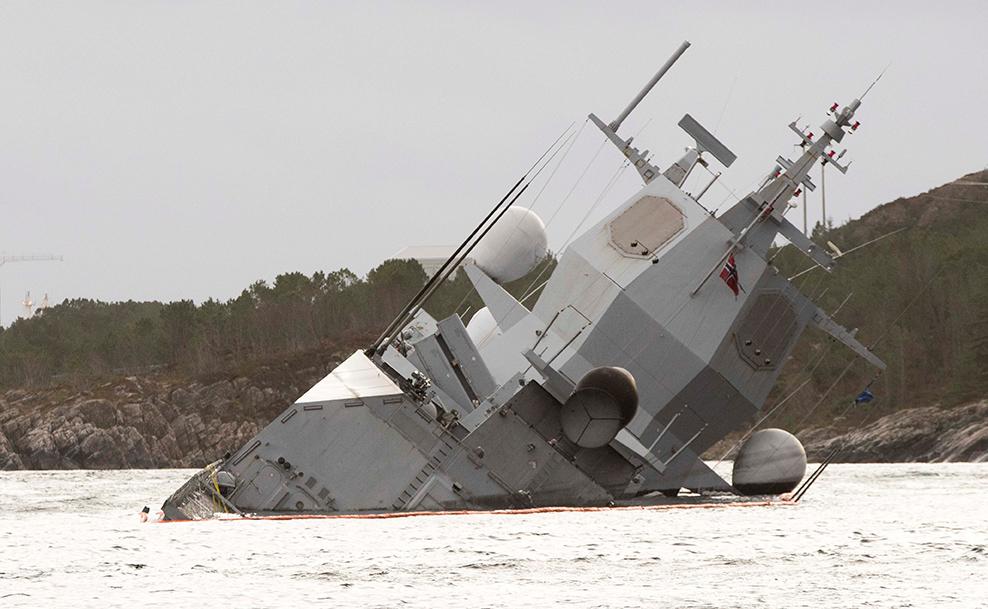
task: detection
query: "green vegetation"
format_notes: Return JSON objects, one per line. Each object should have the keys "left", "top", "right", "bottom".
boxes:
{"left": 764, "top": 169, "right": 988, "bottom": 431}
{"left": 1, "top": 169, "right": 985, "bottom": 438}
{"left": 0, "top": 256, "right": 554, "bottom": 388}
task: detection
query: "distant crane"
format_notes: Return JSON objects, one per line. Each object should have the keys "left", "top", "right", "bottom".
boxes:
{"left": 24, "top": 292, "right": 52, "bottom": 319}
{"left": 22, "top": 291, "right": 33, "bottom": 319}
{"left": 0, "top": 254, "right": 63, "bottom": 325}
{"left": 0, "top": 254, "right": 63, "bottom": 267}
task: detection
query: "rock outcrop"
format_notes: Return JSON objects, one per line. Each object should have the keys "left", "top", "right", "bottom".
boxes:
{"left": 0, "top": 350, "right": 345, "bottom": 470}
{"left": 800, "top": 400, "right": 988, "bottom": 462}
{"left": 1, "top": 349, "right": 985, "bottom": 469}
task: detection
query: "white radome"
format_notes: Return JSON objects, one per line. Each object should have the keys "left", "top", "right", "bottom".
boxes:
{"left": 466, "top": 307, "right": 501, "bottom": 349}
{"left": 473, "top": 207, "right": 548, "bottom": 283}
{"left": 732, "top": 428, "right": 807, "bottom": 495}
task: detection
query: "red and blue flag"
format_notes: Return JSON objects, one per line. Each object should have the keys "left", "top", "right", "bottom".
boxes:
{"left": 719, "top": 253, "right": 741, "bottom": 297}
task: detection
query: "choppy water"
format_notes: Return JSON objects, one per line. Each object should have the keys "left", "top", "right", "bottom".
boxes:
{"left": 0, "top": 464, "right": 985, "bottom": 608}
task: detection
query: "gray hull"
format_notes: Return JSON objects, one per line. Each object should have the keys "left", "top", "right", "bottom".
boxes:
{"left": 163, "top": 352, "right": 718, "bottom": 520}
{"left": 162, "top": 43, "right": 885, "bottom": 520}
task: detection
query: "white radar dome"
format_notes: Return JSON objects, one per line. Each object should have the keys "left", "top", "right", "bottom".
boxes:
{"left": 473, "top": 207, "right": 548, "bottom": 283}
{"left": 466, "top": 307, "right": 501, "bottom": 349}
{"left": 732, "top": 428, "right": 807, "bottom": 496}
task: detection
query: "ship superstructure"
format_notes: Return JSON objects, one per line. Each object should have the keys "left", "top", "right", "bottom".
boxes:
{"left": 162, "top": 41, "right": 885, "bottom": 520}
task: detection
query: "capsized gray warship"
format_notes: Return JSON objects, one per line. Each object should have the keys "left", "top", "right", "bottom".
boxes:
{"left": 162, "top": 41, "right": 885, "bottom": 520}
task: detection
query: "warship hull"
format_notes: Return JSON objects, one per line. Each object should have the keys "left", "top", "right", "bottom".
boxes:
{"left": 162, "top": 41, "right": 886, "bottom": 521}
{"left": 162, "top": 351, "right": 729, "bottom": 521}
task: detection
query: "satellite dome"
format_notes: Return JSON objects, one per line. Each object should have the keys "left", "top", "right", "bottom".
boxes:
{"left": 560, "top": 367, "right": 639, "bottom": 449}
{"left": 732, "top": 428, "right": 807, "bottom": 495}
{"left": 466, "top": 307, "right": 501, "bottom": 349}
{"left": 473, "top": 207, "right": 548, "bottom": 283}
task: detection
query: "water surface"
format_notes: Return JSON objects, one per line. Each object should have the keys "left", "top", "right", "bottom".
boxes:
{"left": 1, "top": 464, "right": 985, "bottom": 608}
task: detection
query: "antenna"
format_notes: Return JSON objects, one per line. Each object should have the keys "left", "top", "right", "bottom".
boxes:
{"left": 609, "top": 40, "right": 691, "bottom": 132}
{"left": 859, "top": 64, "right": 889, "bottom": 101}
{"left": 590, "top": 40, "right": 691, "bottom": 184}
{"left": 677, "top": 113, "right": 737, "bottom": 168}
{"left": 788, "top": 228, "right": 907, "bottom": 280}
{"left": 802, "top": 188, "right": 808, "bottom": 236}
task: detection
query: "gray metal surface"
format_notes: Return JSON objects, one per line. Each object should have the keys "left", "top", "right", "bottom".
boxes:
{"left": 162, "top": 43, "right": 886, "bottom": 520}
{"left": 678, "top": 113, "right": 737, "bottom": 167}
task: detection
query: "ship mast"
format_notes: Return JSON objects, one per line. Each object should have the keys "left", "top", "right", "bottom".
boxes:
{"left": 689, "top": 78, "right": 879, "bottom": 298}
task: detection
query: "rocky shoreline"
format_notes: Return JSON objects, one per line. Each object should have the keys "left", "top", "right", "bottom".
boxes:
{"left": 0, "top": 352, "right": 344, "bottom": 470}
{"left": 1, "top": 357, "right": 985, "bottom": 469}
{"left": 800, "top": 400, "right": 988, "bottom": 463}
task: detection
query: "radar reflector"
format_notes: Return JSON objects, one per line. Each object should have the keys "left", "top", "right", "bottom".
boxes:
{"left": 678, "top": 113, "right": 737, "bottom": 168}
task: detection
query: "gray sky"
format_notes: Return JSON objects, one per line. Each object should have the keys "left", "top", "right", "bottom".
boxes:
{"left": 1, "top": 1, "right": 986, "bottom": 326}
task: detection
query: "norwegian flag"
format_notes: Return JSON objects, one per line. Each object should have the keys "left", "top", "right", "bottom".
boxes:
{"left": 719, "top": 253, "right": 741, "bottom": 297}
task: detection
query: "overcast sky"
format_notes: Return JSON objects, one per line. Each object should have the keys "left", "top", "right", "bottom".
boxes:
{"left": 0, "top": 1, "right": 985, "bottom": 326}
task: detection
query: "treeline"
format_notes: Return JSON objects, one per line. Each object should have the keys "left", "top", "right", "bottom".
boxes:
{"left": 0, "top": 257, "right": 552, "bottom": 388}
{"left": 764, "top": 169, "right": 988, "bottom": 431}
{"left": 2, "top": 169, "right": 986, "bottom": 433}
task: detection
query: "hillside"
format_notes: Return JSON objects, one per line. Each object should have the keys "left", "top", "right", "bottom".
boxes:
{"left": 0, "top": 341, "right": 351, "bottom": 469}
{"left": 754, "top": 168, "right": 988, "bottom": 459}
{"left": 0, "top": 262, "right": 552, "bottom": 469}
{"left": 1, "top": 170, "right": 987, "bottom": 469}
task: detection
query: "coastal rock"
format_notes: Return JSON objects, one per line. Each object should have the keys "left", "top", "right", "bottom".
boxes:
{"left": 0, "top": 352, "right": 341, "bottom": 470}
{"left": 79, "top": 429, "right": 125, "bottom": 467}
{"left": 2, "top": 342, "right": 979, "bottom": 471}
{"left": 801, "top": 400, "right": 988, "bottom": 462}
{"left": 0, "top": 430, "right": 24, "bottom": 469}
{"left": 23, "top": 428, "right": 60, "bottom": 469}
{"left": 76, "top": 399, "right": 119, "bottom": 429}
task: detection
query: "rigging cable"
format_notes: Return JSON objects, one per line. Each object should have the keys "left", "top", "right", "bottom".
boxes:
{"left": 464, "top": 119, "right": 641, "bottom": 335}
{"left": 785, "top": 261, "right": 947, "bottom": 501}
{"left": 714, "top": 221, "right": 908, "bottom": 466}
{"left": 506, "top": 156, "right": 633, "bottom": 322}
{"left": 380, "top": 125, "right": 578, "bottom": 350}
{"left": 368, "top": 123, "right": 575, "bottom": 353}
{"left": 706, "top": 269, "right": 834, "bottom": 467}
{"left": 543, "top": 138, "right": 609, "bottom": 228}
{"left": 450, "top": 120, "right": 589, "bottom": 318}
{"left": 707, "top": 255, "right": 850, "bottom": 470}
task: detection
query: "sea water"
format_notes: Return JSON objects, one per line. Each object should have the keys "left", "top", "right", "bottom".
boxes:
{"left": 0, "top": 464, "right": 985, "bottom": 608}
